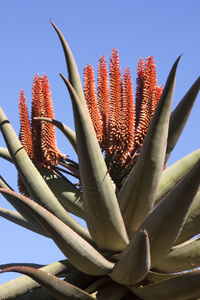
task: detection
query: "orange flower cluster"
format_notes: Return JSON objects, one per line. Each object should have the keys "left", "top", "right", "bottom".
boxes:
{"left": 18, "top": 74, "right": 64, "bottom": 196}
{"left": 83, "top": 51, "right": 163, "bottom": 186}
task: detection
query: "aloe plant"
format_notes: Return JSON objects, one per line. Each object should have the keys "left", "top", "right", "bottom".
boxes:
{"left": 0, "top": 20, "right": 200, "bottom": 300}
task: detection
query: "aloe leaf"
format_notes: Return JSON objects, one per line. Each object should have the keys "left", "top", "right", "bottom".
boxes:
{"left": 0, "top": 188, "right": 114, "bottom": 276}
{"left": 0, "top": 207, "right": 50, "bottom": 237}
{"left": 0, "top": 107, "right": 92, "bottom": 243}
{"left": 0, "top": 266, "right": 95, "bottom": 300}
{"left": 146, "top": 270, "right": 178, "bottom": 283}
{"left": 155, "top": 238, "right": 200, "bottom": 273}
{"left": 34, "top": 117, "right": 77, "bottom": 152}
{"left": 0, "top": 262, "right": 44, "bottom": 269}
{"left": 138, "top": 159, "right": 200, "bottom": 267}
{"left": 0, "top": 146, "right": 12, "bottom": 162}
{"left": 50, "top": 20, "right": 87, "bottom": 109}
{"left": 118, "top": 56, "right": 181, "bottom": 237}
{"left": 60, "top": 74, "right": 129, "bottom": 252}
{"left": 0, "top": 259, "right": 73, "bottom": 299}
{"left": 130, "top": 270, "right": 200, "bottom": 300}
{"left": 175, "top": 191, "right": 200, "bottom": 245}
{"left": 165, "top": 76, "right": 200, "bottom": 164}
{"left": 110, "top": 230, "right": 150, "bottom": 285}
{"left": 38, "top": 166, "right": 84, "bottom": 219}
{"left": 0, "top": 147, "right": 84, "bottom": 219}
{"left": 155, "top": 149, "right": 200, "bottom": 206}
{"left": 0, "top": 176, "right": 49, "bottom": 237}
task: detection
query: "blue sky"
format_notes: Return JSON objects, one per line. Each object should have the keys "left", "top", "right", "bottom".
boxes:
{"left": 0, "top": 0, "right": 200, "bottom": 284}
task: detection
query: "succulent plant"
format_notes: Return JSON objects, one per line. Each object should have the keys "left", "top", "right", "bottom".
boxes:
{"left": 0, "top": 20, "right": 200, "bottom": 299}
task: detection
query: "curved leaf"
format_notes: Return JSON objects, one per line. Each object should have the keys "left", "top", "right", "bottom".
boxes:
{"left": 60, "top": 74, "right": 129, "bottom": 252}
{"left": 0, "top": 176, "right": 49, "bottom": 237}
{"left": 130, "top": 270, "right": 200, "bottom": 300}
{"left": 119, "top": 56, "right": 181, "bottom": 237}
{"left": 0, "top": 146, "right": 12, "bottom": 162}
{"left": 0, "top": 189, "right": 114, "bottom": 276}
{"left": 50, "top": 20, "right": 87, "bottom": 109}
{"left": 165, "top": 76, "right": 200, "bottom": 164}
{"left": 0, "top": 107, "right": 92, "bottom": 243}
{"left": 0, "top": 259, "right": 73, "bottom": 299}
{"left": 0, "top": 207, "right": 49, "bottom": 237}
{"left": 155, "top": 149, "right": 200, "bottom": 206}
{"left": 39, "top": 167, "right": 84, "bottom": 219}
{"left": 175, "top": 191, "right": 200, "bottom": 245}
{"left": 139, "top": 159, "right": 200, "bottom": 267}
{"left": 110, "top": 230, "right": 150, "bottom": 285}
{"left": 155, "top": 238, "right": 200, "bottom": 273}
{"left": 0, "top": 147, "right": 84, "bottom": 220}
{"left": 34, "top": 117, "right": 77, "bottom": 152}
{"left": 0, "top": 266, "right": 94, "bottom": 300}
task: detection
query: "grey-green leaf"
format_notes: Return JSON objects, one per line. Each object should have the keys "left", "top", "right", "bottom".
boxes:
{"left": 60, "top": 74, "right": 129, "bottom": 252}
{"left": 0, "top": 188, "right": 114, "bottom": 276}
{"left": 0, "top": 147, "right": 84, "bottom": 219}
{"left": 165, "top": 76, "right": 200, "bottom": 164}
{"left": 155, "top": 238, "right": 200, "bottom": 273}
{"left": 119, "top": 56, "right": 181, "bottom": 237}
{"left": 39, "top": 166, "right": 84, "bottom": 219}
{"left": 110, "top": 230, "right": 150, "bottom": 285}
{"left": 0, "top": 175, "right": 49, "bottom": 237}
{"left": 0, "top": 146, "right": 12, "bottom": 162}
{"left": 0, "top": 260, "right": 73, "bottom": 299}
{"left": 139, "top": 159, "right": 200, "bottom": 267}
{"left": 155, "top": 149, "right": 200, "bottom": 206}
{"left": 0, "top": 207, "right": 49, "bottom": 237}
{"left": 50, "top": 20, "right": 86, "bottom": 109}
{"left": 0, "top": 266, "right": 94, "bottom": 300}
{"left": 175, "top": 190, "right": 200, "bottom": 245}
{"left": 0, "top": 107, "right": 91, "bottom": 243}
{"left": 130, "top": 270, "right": 200, "bottom": 300}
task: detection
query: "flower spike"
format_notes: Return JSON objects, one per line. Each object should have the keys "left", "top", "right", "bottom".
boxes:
{"left": 97, "top": 55, "right": 110, "bottom": 149}
{"left": 83, "top": 64, "right": 103, "bottom": 144}
{"left": 18, "top": 90, "right": 33, "bottom": 197}
{"left": 31, "top": 74, "right": 64, "bottom": 168}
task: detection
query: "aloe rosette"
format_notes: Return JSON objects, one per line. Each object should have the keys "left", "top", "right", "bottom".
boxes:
{"left": 0, "top": 21, "right": 200, "bottom": 299}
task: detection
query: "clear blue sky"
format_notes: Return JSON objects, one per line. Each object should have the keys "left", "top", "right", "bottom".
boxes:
{"left": 0, "top": 0, "right": 200, "bottom": 284}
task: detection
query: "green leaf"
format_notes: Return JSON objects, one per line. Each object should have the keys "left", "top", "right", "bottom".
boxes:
{"left": 0, "top": 259, "right": 73, "bottom": 299}
{"left": 0, "top": 188, "right": 114, "bottom": 276}
{"left": 0, "top": 207, "right": 49, "bottom": 237}
{"left": 0, "top": 266, "right": 95, "bottom": 300}
{"left": 38, "top": 166, "right": 84, "bottom": 219}
{"left": 165, "top": 76, "right": 200, "bottom": 164}
{"left": 130, "top": 270, "right": 200, "bottom": 300}
{"left": 0, "top": 107, "right": 92, "bottom": 243}
{"left": 175, "top": 191, "right": 200, "bottom": 245}
{"left": 0, "top": 146, "right": 12, "bottom": 162}
{"left": 139, "top": 159, "right": 200, "bottom": 267}
{"left": 155, "top": 149, "right": 200, "bottom": 206}
{"left": 118, "top": 56, "right": 181, "bottom": 237}
{"left": 155, "top": 238, "right": 200, "bottom": 273}
{"left": 60, "top": 74, "right": 129, "bottom": 252}
{"left": 34, "top": 117, "right": 77, "bottom": 152}
{"left": 0, "top": 147, "right": 84, "bottom": 219}
{"left": 50, "top": 20, "right": 86, "bottom": 109}
{"left": 110, "top": 230, "right": 150, "bottom": 285}
{"left": 0, "top": 176, "right": 49, "bottom": 237}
